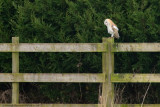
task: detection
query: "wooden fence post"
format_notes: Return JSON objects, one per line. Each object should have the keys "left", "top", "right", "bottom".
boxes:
{"left": 12, "top": 37, "right": 19, "bottom": 104}
{"left": 102, "top": 37, "right": 114, "bottom": 107}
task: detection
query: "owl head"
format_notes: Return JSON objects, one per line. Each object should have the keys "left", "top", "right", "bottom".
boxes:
{"left": 104, "top": 19, "right": 110, "bottom": 26}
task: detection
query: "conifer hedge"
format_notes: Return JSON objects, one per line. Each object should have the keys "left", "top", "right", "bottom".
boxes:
{"left": 0, "top": 0, "right": 160, "bottom": 104}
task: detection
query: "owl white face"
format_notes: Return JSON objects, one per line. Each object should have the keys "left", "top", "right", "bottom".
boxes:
{"left": 104, "top": 19, "right": 108, "bottom": 26}
{"left": 104, "top": 19, "right": 110, "bottom": 27}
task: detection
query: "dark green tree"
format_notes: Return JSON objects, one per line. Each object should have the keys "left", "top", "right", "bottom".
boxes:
{"left": 0, "top": 0, "right": 160, "bottom": 104}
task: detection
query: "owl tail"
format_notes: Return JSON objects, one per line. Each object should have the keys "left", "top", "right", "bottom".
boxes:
{"left": 114, "top": 31, "right": 120, "bottom": 39}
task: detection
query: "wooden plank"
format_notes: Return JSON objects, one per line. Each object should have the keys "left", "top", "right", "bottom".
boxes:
{"left": 12, "top": 37, "right": 19, "bottom": 104}
{"left": 1, "top": 104, "right": 160, "bottom": 107}
{"left": 0, "top": 43, "right": 12, "bottom": 52}
{"left": 18, "top": 43, "right": 106, "bottom": 52}
{"left": 115, "top": 104, "right": 160, "bottom": 107}
{"left": 111, "top": 73, "right": 160, "bottom": 83}
{"left": 0, "top": 104, "right": 100, "bottom": 107}
{"left": 102, "top": 38, "right": 114, "bottom": 107}
{"left": 0, "top": 43, "right": 106, "bottom": 52}
{"left": 1, "top": 43, "right": 160, "bottom": 52}
{"left": 113, "top": 43, "right": 160, "bottom": 52}
{"left": 0, "top": 73, "right": 105, "bottom": 83}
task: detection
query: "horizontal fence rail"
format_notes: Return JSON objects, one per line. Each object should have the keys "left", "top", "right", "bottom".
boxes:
{"left": 111, "top": 73, "right": 160, "bottom": 83}
{"left": 0, "top": 73, "right": 105, "bottom": 83}
{"left": 113, "top": 43, "right": 160, "bottom": 52}
{"left": 1, "top": 104, "right": 160, "bottom": 107}
{"left": 0, "top": 104, "right": 99, "bottom": 107}
{"left": 115, "top": 104, "right": 160, "bottom": 107}
{"left": 1, "top": 43, "right": 160, "bottom": 52}
{"left": 0, "top": 43, "right": 106, "bottom": 52}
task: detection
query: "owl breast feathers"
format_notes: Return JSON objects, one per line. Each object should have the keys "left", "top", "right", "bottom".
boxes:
{"left": 104, "top": 19, "right": 120, "bottom": 39}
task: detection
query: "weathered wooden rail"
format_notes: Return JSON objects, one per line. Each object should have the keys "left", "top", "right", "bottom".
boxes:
{"left": 0, "top": 37, "right": 160, "bottom": 107}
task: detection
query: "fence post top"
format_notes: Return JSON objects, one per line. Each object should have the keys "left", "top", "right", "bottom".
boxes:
{"left": 12, "top": 37, "right": 19, "bottom": 43}
{"left": 102, "top": 37, "right": 114, "bottom": 43}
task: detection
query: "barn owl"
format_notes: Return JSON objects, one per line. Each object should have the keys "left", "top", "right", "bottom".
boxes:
{"left": 104, "top": 19, "right": 120, "bottom": 39}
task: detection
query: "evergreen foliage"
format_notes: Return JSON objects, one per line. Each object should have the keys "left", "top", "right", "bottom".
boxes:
{"left": 0, "top": 0, "right": 160, "bottom": 104}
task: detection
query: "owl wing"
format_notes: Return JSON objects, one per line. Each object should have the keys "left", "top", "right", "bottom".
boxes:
{"left": 112, "top": 25, "right": 119, "bottom": 31}
{"left": 112, "top": 25, "right": 120, "bottom": 39}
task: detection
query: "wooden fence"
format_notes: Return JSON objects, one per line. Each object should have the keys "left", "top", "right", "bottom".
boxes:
{"left": 0, "top": 37, "right": 160, "bottom": 107}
